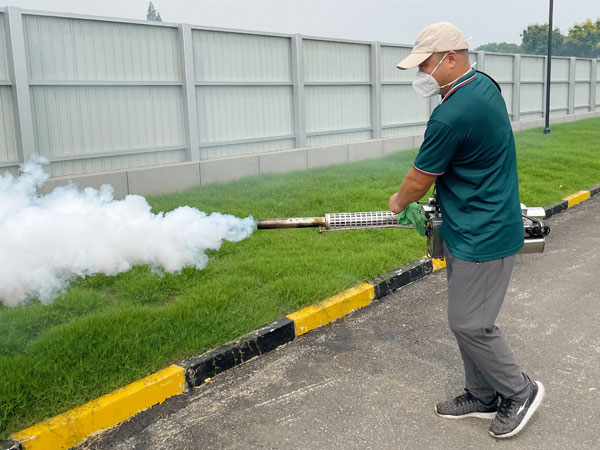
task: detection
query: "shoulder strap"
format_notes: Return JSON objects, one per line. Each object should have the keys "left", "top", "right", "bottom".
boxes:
{"left": 476, "top": 70, "right": 502, "bottom": 93}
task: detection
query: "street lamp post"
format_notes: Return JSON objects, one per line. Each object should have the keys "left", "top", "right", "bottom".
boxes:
{"left": 543, "top": 0, "right": 554, "bottom": 134}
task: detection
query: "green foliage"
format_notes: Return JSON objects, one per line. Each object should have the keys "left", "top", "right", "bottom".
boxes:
{"left": 1, "top": 118, "right": 599, "bottom": 439}
{"left": 475, "top": 42, "right": 522, "bottom": 53}
{"left": 478, "top": 18, "right": 599, "bottom": 57}
{"left": 562, "top": 18, "right": 600, "bottom": 58}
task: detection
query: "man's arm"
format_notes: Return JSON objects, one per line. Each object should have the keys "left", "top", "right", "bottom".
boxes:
{"left": 389, "top": 167, "right": 436, "bottom": 213}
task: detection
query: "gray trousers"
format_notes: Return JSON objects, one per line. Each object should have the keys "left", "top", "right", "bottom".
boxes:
{"left": 443, "top": 241, "right": 530, "bottom": 403}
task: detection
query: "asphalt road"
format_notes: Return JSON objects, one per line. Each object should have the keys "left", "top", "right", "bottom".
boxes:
{"left": 79, "top": 194, "right": 600, "bottom": 450}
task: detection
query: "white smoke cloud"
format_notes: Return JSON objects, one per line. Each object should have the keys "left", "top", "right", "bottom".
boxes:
{"left": 0, "top": 157, "right": 256, "bottom": 307}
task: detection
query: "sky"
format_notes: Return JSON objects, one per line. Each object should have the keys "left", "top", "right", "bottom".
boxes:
{"left": 1, "top": 0, "right": 598, "bottom": 48}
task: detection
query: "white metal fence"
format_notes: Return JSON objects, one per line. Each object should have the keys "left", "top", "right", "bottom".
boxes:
{"left": 0, "top": 7, "right": 598, "bottom": 178}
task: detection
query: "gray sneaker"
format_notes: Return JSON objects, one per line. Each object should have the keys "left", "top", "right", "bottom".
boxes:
{"left": 489, "top": 380, "right": 545, "bottom": 439}
{"left": 435, "top": 391, "right": 499, "bottom": 419}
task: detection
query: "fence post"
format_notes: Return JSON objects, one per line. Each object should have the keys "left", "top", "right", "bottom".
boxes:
{"left": 476, "top": 50, "right": 485, "bottom": 72}
{"left": 512, "top": 54, "right": 521, "bottom": 122}
{"left": 590, "top": 58, "right": 597, "bottom": 112}
{"left": 568, "top": 56, "right": 576, "bottom": 115}
{"left": 178, "top": 24, "right": 200, "bottom": 161}
{"left": 4, "top": 7, "right": 35, "bottom": 164}
{"left": 291, "top": 34, "right": 306, "bottom": 148}
{"left": 371, "top": 41, "right": 382, "bottom": 139}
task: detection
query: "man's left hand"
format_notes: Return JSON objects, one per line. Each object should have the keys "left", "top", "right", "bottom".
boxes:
{"left": 389, "top": 192, "right": 406, "bottom": 214}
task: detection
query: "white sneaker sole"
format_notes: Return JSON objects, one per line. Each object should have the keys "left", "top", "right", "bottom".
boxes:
{"left": 435, "top": 406, "right": 497, "bottom": 420}
{"left": 489, "top": 381, "right": 545, "bottom": 439}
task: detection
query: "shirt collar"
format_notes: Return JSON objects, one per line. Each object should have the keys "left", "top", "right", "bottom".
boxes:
{"left": 440, "top": 69, "right": 477, "bottom": 104}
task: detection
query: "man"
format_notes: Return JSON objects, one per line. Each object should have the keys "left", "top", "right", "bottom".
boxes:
{"left": 389, "top": 22, "right": 544, "bottom": 439}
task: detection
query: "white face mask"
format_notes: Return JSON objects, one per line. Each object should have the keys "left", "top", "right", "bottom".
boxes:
{"left": 412, "top": 52, "right": 448, "bottom": 98}
{"left": 412, "top": 53, "right": 476, "bottom": 98}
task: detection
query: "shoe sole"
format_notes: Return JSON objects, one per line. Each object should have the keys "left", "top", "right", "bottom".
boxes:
{"left": 435, "top": 406, "right": 496, "bottom": 420}
{"left": 489, "top": 381, "right": 545, "bottom": 439}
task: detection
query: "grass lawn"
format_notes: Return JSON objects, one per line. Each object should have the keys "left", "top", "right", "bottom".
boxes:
{"left": 1, "top": 118, "right": 599, "bottom": 439}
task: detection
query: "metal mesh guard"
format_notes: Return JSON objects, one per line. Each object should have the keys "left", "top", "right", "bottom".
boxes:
{"left": 325, "top": 211, "right": 407, "bottom": 230}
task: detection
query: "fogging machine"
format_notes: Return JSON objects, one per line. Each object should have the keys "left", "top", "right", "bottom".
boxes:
{"left": 256, "top": 199, "right": 550, "bottom": 258}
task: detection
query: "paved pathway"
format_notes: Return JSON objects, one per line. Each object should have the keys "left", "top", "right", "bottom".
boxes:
{"left": 80, "top": 195, "right": 600, "bottom": 450}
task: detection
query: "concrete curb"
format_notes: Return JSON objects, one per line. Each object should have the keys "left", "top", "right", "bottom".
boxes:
{"left": 6, "top": 185, "right": 600, "bottom": 450}
{"left": 179, "top": 318, "right": 296, "bottom": 388}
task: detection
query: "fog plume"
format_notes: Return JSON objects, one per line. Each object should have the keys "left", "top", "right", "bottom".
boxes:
{"left": 0, "top": 157, "right": 255, "bottom": 307}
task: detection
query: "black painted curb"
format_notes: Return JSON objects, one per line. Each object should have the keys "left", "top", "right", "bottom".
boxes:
{"left": 544, "top": 199, "right": 568, "bottom": 218}
{"left": 177, "top": 317, "right": 295, "bottom": 388}
{"left": 0, "top": 439, "right": 20, "bottom": 450}
{"left": 369, "top": 257, "right": 433, "bottom": 299}
{"left": 589, "top": 182, "right": 600, "bottom": 197}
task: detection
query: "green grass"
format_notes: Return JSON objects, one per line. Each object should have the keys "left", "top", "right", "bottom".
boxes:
{"left": 1, "top": 118, "right": 599, "bottom": 439}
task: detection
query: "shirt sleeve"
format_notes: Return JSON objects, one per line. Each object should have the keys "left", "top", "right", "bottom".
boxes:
{"left": 413, "top": 120, "right": 461, "bottom": 176}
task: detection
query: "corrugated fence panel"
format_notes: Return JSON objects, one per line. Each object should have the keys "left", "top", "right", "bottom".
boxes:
{"left": 550, "top": 58, "right": 570, "bottom": 113}
{"left": 381, "top": 85, "right": 428, "bottom": 127}
{"left": 574, "top": 59, "right": 591, "bottom": 111}
{"left": 483, "top": 54, "right": 514, "bottom": 114}
{"left": 192, "top": 29, "right": 291, "bottom": 82}
{"left": 31, "top": 86, "right": 185, "bottom": 158}
{"left": 0, "top": 87, "right": 18, "bottom": 164}
{"left": 49, "top": 149, "right": 187, "bottom": 177}
{"left": 550, "top": 83, "right": 569, "bottom": 111}
{"left": 575, "top": 59, "right": 591, "bottom": 81}
{"left": 597, "top": 60, "right": 600, "bottom": 106}
{"left": 192, "top": 29, "right": 294, "bottom": 159}
{"left": 484, "top": 54, "right": 513, "bottom": 82}
{"left": 520, "top": 84, "right": 542, "bottom": 114}
{"left": 382, "top": 124, "right": 426, "bottom": 139}
{"left": 501, "top": 84, "right": 514, "bottom": 114}
{"left": 305, "top": 85, "right": 371, "bottom": 133}
{"left": 306, "top": 130, "right": 371, "bottom": 147}
{"left": 380, "top": 45, "right": 414, "bottom": 82}
{"left": 199, "top": 139, "right": 295, "bottom": 160}
{"left": 0, "top": 13, "right": 11, "bottom": 81}
{"left": 574, "top": 83, "right": 590, "bottom": 108}
{"left": 0, "top": 12, "right": 18, "bottom": 165}
{"left": 521, "top": 56, "right": 544, "bottom": 82}
{"left": 23, "top": 14, "right": 181, "bottom": 81}
{"left": 469, "top": 52, "right": 477, "bottom": 66}
{"left": 303, "top": 39, "right": 372, "bottom": 144}
{"left": 551, "top": 58, "right": 570, "bottom": 81}
{"left": 196, "top": 86, "right": 294, "bottom": 152}
{"left": 304, "top": 39, "right": 370, "bottom": 82}
{"left": 21, "top": 13, "right": 185, "bottom": 177}
{"left": 380, "top": 45, "right": 429, "bottom": 135}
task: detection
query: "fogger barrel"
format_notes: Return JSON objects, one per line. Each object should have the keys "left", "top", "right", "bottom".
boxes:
{"left": 256, "top": 201, "right": 550, "bottom": 258}
{"left": 257, "top": 211, "right": 413, "bottom": 231}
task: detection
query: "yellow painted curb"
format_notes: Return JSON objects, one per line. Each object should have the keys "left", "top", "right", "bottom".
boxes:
{"left": 432, "top": 258, "right": 446, "bottom": 271}
{"left": 287, "top": 283, "right": 375, "bottom": 336}
{"left": 563, "top": 190, "right": 590, "bottom": 208}
{"left": 11, "top": 365, "right": 186, "bottom": 450}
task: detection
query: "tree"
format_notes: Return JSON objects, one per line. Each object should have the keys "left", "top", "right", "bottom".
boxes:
{"left": 520, "top": 24, "right": 564, "bottom": 56}
{"left": 476, "top": 19, "right": 599, "bottom": 57}
{"left": 476, "top": 42, "right": 522, "bottom": 53}
{"left": 562, "top": 18, "right": 600, "bottom": 58}
{"left": 146, "top": 2, "right": 162, "bottom": 22}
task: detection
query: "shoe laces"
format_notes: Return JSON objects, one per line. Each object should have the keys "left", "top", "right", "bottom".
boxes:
{"left": 497, "top": 398, "right": 520, "bottom": 418}
{"left": 454, "top": 392, "right": 476, "bottom": 406}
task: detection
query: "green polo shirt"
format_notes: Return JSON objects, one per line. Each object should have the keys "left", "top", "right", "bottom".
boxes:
{"left": 413, "top": 70, "right": 523, "bottom": 262}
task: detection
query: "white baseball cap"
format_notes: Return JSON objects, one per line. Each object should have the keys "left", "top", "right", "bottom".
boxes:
{"left": 397, "top": 22, "right": 469, "bottom": 70}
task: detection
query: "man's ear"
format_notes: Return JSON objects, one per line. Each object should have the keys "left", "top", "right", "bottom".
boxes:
{"left": 446, "top": 50, "right": 458, "bottom": 67}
